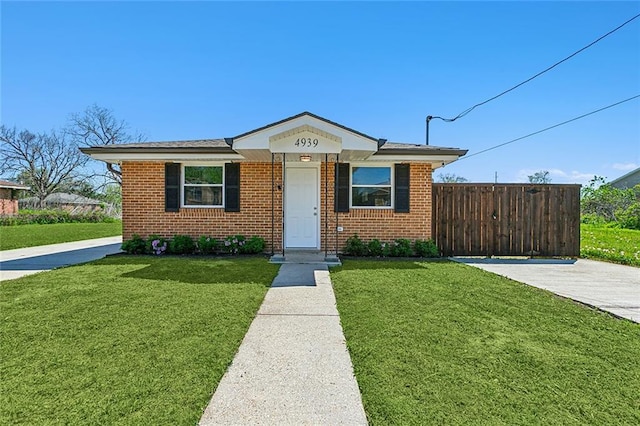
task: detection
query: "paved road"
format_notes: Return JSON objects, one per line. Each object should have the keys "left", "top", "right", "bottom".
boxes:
{"left": 456, "top": 258, "right": 640, "bottom": 323}
{"left": 0, "top": 237, "right": 122, "bottom": 281}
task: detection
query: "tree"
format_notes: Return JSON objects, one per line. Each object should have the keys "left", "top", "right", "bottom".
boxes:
{"left": 528, "top": 170, "right": 551, "bottom": 184}
{"left": 581, "top": 176, "right": 637, "bottom": 225}
{"left": 436, "top": 173, "right": 469, "bottom": 183}
{"left": 1, "top": 126, "right": 88, "bottom": 208}
{"left": 68, "top": 104, "right": 145, "bottom": 186}
{"left": 100, "top": 184, "right": 122, "bottom": 207}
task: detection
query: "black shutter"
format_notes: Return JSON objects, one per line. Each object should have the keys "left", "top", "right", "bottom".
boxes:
{"left": 225, "top": 163, "right": 240, "bottom": 212}
{"left": 165, "top": 163, "right": 180, "bottom": 212}
{"left": 335, "top": 163, "right": 350, "bottom": 212}
{"left": 394, "top": 164, "right": 410, "bottom": 213}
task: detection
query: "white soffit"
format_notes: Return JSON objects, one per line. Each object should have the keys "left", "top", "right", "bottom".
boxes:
{"left": 369, "top": 154, "right": 463, "bottom": 167}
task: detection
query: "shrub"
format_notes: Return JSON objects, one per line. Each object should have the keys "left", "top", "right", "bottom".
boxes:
{"left": 580, "top": 179, "right": 640, "bottom": 230}
{"left": 367, "top": 239, "right": 384, "bottom": 257}
{"left": 618, "top": 202, "right": 640, "bottom": 230}
{"left": 0, "top": 209, "right": 115, "bottom": 226}
{"left": 580, "top": 213, "right": 607, "bottom": 226}
{"left": 146, "top": 235, "right": 168, "bottom": 255}
{"left": 344, "top": 234, "right": 367, "bottom": 256}
{"left": 169, "top": 234, "right": 196, "bottom": 254}
{"left": 121, "top": 234, "right": 146, "bottom": 254}
{"left": 390, "top": 239, "right": 413, "bottom": 257}
{"left": 221, "top": 235, "right": 245, "bottom": 255}
{"left": 241, "top": 236, "right": 266, "bottom": 254}
{"left": 414, "top": 239, "right": 439, "bottom": 258}
{"left": 197, "top": 236, "right": 219, "bottom": 255}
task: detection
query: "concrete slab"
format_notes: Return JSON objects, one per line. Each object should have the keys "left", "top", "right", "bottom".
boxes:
{"left": 269, "top": 250, "right": 342, "bottom": 266}
{"left": 455, "top": 258, "right": 640, "bottom": 323}
{"left": 271, "top": 263, "right": 328, "bottom": 287}
{"left": 199, "top": 268, "right": 367, "bottom": 425}
{"left": 0, "top": 237, "right": 122, "bottom": 281}
{"left": 0, "top": 236, "right": 122, "bottom": 261}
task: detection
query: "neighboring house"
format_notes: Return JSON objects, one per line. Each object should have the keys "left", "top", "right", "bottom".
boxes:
{"left": 81, "top": 112, "right": 467, "bottom": 258}
{"left": 0, "top": 180, "right": 30, "bottom": 215}
{"left": 20, "top": 193, "right": 104, "bottom": 214}
{"left": 609, "top": 167, "right": 640, "bottom": 190}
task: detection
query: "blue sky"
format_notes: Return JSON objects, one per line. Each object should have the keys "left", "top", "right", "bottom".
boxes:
{"left": 2, "top": 1, "right": 639, "bottom": 185}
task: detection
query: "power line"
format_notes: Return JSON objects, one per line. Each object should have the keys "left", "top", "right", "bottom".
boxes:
{"left": 429, "top": 13, "right": 640, "bottom": 124}
{"left": 458, "top": 94, "right": 640, "bottom": 161}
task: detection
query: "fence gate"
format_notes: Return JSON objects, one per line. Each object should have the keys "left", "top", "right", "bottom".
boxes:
{"left": 432, "top": 184, "right": 580, "bottom": 257}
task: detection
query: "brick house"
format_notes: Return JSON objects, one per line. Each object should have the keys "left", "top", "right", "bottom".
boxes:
{"left": 81, "top": 112, "right": 467, "bottom": 260}
{"left": 0, "top": 180, "right": 30, "bottom": 215}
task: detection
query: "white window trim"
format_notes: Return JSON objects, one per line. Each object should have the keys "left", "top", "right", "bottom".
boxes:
{"left": 181, "top": 164, "right": 225, "bottom": 208}
{"left": 349, "top": 163, "right": 394, "bottom": 209}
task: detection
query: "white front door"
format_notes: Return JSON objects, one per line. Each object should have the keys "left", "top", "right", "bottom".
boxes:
{"left": 285, "top": 167, "right": 319, "bottom": 248}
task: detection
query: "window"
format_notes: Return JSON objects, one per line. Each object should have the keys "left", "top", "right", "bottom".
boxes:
{"left": 351, "top": 166, "right": 392, "bottom": 207}
{"left": 183, "top": 166, "right": 223, "bottom": 207}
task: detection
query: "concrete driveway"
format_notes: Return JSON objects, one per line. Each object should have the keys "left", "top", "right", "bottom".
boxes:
{"left": 0, "top": 237, "right": 122, "bottom": 281}
{"left": 456, "top": 258, "right": 640, "bottom": 323}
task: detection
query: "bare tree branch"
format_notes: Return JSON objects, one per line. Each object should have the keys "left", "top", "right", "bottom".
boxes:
{"left": 436, "top": 173, "right": 469, "bottom": 183}
{"left": 68, "top": 104, "right": 145, "bottom": 186}
{"left": 1, "top": 125, "right": 89, "bottom": 208}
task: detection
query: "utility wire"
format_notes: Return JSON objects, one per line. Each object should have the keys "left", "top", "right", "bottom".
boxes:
{"left": 429, "top": 13, "right": 640, "bottom": 123}
{"left": 458, "top": 94, "right": 640, "bottom": 161}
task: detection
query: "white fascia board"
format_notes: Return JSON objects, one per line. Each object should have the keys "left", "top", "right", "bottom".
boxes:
{"left": 367, "top": 154, "right": 463, "bottom": 166}
{"left": 88, "top": 152, "right": 245, "bottom": 163}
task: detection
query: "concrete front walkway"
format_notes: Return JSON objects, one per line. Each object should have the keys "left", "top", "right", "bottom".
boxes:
{"left": 199, "top": 263, "right": 367, "bottom": 425}
{"left": 456, "top": 258, "right": 640, "bottom": 323}
{"left": 0, "top": 236, "right": 122, "bottom": 281}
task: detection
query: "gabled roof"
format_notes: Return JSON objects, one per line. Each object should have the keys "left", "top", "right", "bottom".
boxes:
{"left": 609, "top": 167, "right": 640, "bottom": 189}
{"left": 80, "top": 112, "right": 467, "bottom": 166}
{"left": 20, "top": 192, "right": 102, "bottom": 205}
{"left": 0, "top": 180, "right": 30, "bottom": 190}
{"left": 234, "top": 111, "right": 379, "bottom": 142}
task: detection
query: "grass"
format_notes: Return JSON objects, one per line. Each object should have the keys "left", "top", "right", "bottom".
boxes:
{"left": 332, "top": 260, "right": 640, "bottom": 425}
{"left": 0, "top": 256, "right": 280, "bottom": 425}
{"left": 0, "top": 221, "right": 122, "bottom": 250}
{"left": 581, "top": 223, "right": 640, "bottom": 267}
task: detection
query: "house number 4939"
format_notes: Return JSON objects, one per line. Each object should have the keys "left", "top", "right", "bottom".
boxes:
{"left": 295, "top": 138, "right": 319, "bottom": 147}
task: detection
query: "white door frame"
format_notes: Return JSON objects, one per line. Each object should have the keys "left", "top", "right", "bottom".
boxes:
{"left": 284, "top": 163, "right": 321, "bottom": 249}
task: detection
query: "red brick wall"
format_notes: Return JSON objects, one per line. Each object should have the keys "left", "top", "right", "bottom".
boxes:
{"left": 0, "top": 188, "right": 19, "bottom": 215}
{"left": 122, "top": 162, "right": 283, "bottom": 252}
{"left": 122, "top": 161, "right": 432, "bottom": 253}
{"left": 320, "top": 162, "right": 432, "bottom": 253}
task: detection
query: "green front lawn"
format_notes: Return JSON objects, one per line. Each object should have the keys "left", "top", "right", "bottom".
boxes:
{"left": 332, "top": 260, "right": 640, "bottom": 425}
{"left": 581, "top": 223, "right": 640, "bottom": 267}
{"left": 0, "top": 221, "right": 122, "bottom": 250}
{"left": 0, "top": 256, "right": 280, "bottom": 425}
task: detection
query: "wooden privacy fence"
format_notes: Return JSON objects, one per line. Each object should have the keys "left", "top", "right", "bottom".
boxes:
{"left": 432, "top": 184, "right": 581, "bottom": 257}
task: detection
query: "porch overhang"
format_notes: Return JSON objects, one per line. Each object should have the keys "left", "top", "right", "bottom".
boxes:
{"left": 232, "top": 112, "right": 379, "bottom": 162}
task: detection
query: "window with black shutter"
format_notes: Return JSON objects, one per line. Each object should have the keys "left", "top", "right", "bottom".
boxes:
{"left": 394, "top": 163, "right": 410, "bottom": 213}
{"left": 225, "top": 163, "right": 240, "bottom": 212}
{"left": 165, "top": 163, "right": 180, "bottom": 212}
{"left": 335, "top": 163, "right": 350, "bottom": 212}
